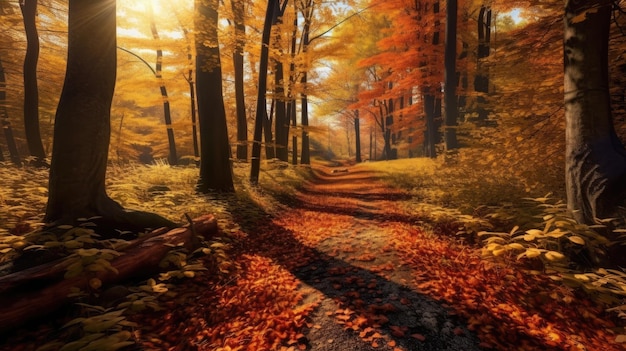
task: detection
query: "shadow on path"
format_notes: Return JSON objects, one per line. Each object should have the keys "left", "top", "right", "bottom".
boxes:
{"left": 225, "top": 167, "right": 482, "bottom": 351}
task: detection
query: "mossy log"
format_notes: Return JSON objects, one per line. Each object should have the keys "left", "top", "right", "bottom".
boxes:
{"left": 0, "top": 215, "right": 218, "bottom": 334}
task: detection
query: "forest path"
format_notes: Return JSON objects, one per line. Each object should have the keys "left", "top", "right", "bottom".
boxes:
{"left": 269, "top": 164, "right": 482, "bottom": 351}
{"left": 118, "top": 162, "right": 621, "bottom": 351}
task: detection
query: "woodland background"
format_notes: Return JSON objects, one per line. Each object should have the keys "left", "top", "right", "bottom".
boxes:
{"left": 1, "top": 0, "right": 624, "bottom": 193}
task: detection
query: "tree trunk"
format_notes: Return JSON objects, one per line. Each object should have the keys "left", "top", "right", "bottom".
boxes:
{"left": 46, "top": 0, "right": 174, "bottom": 231}
{"left": 354, "top": 112, "right": 362, "bottom": 163}
{"left": 474, "top": 6, "right": 491, "bottom": 122}
{"left": 0, "top": 57, "right": 22, "bottom": 167}
{"left": 250, "top": 0, "right": 279, "bottom": 184}
{"left": 424, "top": 93, "right": 437, "bottom": 158}
{"left": 299, "top": 2, "right": 312, "bottom": 165}
{"left": 274, "top": 61, "right": 290, "bottom": 162}
{"left": 369, "top": 126, "right": 372, "bottom": 161}
{"left": 0, "top": 215, "right": 217, "bottom": 334}
{"left": 290, "top": 100, "right": 298, "bottom": 165}
{"left": 385, "top": 93, "right": 394, "bottom": 160}
{"left": 300, "top": 79, "right": 311, "bottom": 165}
{"left": 232, "top": 0, "right": 248, "bottom": 162}
{"left": 444, "top": 0, "right": 458, "bottom": 150}
{"left": 564, "top": 0, "right": 626, "bottom": 226}
{"left": 20, "top": 0, "right": 46, "bottom": 165}
{"left": 272, "top": 3, "right": 290, "bottom": 163}
{"left": 187, "top": 71, "right": 200, "bottom": 164}
{"left": 264, "top": 101, "right": 275, "bottom": 159}
{"left": 171, "top": 6, "right": 200, "bottom": 164}
{"left": 195, "top": 0, "right": 235, "bottom": 192}
{"left": 289, "top": 3, "right": 298, "bottom": 166}
{"left": 149, "top": 3, "right": 178, "bottom": 166}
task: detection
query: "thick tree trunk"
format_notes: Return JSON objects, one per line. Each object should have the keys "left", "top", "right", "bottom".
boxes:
{"left": 45, "top": 0, "right": 174, "bottom": 231}
{"left": 232, "top": 0, "right": 248, "bottom": 162}
{"left": 0, "top": 215, "right": 218, "bottom": 334}
{"left": 20, "top": 0, "right": 46, "bottom": 165}
{"left": 444, "top": 0, "right": 458, "bottom": 150}
{"left": 195, "top": 0, "right": 234, "bottom": 192}
{"left": 564, "top": 0, "right": 626, "bottom": 225}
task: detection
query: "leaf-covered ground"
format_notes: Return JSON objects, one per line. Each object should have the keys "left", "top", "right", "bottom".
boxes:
{"left": 122, "top": 165, "right": 622, "bottom": 350}
{"left": 1, "top": 162, "right": 624, "bottom": 350}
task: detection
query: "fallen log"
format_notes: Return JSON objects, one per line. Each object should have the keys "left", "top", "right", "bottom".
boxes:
{"left": 0, "top": 226, "right": 172, "bottom": 294}
{"left": 0, "top": 214, "right": 218, "bottom": 334}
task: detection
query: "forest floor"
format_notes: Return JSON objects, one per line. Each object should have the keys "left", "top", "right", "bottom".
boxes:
{"left": 1, "top": 162, "right": 624, "bottom": 350}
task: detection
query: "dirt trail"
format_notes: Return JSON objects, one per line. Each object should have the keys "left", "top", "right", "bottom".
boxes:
{"left": 273, "top": 164, "right": 482, "bottom": 351}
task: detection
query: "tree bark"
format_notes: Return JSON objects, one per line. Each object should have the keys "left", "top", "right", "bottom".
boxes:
{"left": 564, "top": 0, "right": 626, "bottom": 225}
{"left": 274, "top": 61, "right": 290, "bottom": 161}
{"left": 195, "top": 0, "right": 235, "bottom": 192}
{"left": 148, "top": 2, "right": 178, "bottom": 166}
{"left": 46, "top": 0, "right": 174, "bottom": 231}
{"left": 264, "top": 101, "right": 276, "bottom": 159}
{"left": 289, "top": 3, "right": 299, "bottom": 165}
{"left": 0, "top": 215, "right": 218, "bottom": 334}
{"left": 232, "top": 0, "right": 248, "bottom": 162}
{"left": 250, "top": 0, "right": 279, "bottom": 184}
{"left": 354, "top": 112, "right": 361, "bottom": 163}
{"left": 299, "top": 0, "right": 313, "bottom": 165}
{"left": 444, "top": 0, "right": 458, "bottom": 150}
{"left": 424, "top": 93, "right": 437, "bottom": 158}
{"left": 474, "top": 6, "right": 491, "bottom": 122}
{"left": 20, "top": 0, "right": 47, "bottom": 165}
{"left": 171, "top": 6, "right": 200, "bottom": 164}
{"left": 0, "top": 56, "right": 21, "bottom": 167}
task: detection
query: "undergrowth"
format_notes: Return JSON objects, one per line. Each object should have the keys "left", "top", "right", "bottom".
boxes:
{"left": 362, "top": 154, "right": 626, "bottom": 342}
{"left": 0, "top": 158, "right": 308, "bottom": 349}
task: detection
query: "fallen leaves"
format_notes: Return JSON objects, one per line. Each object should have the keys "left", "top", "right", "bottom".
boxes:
{"left": 390, "top": 222, "right": 623, "bottom": 351}
{"left": 49, "top": 165, "right": 624, "bottom": 351}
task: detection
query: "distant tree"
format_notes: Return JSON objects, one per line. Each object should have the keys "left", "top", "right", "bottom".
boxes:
{"left": 289, "top": 1, "right": 298, "bottom": 165}
{"left": 354, "top": 110, "right": 362, "bottom": 162}
{"left": 148, "top": 2, "right": 178, "bottom": 165}
{"left": 273, "top": 2, "right": 290, "bottom": 162}
{"left": 0, "top": 56, "right": 21, "bottom": 167}
{"left": 443, "top": 0, "right": 458, "bottom": 150}
{"left": 20, "top": 0, "right": 46, "bottom": 165}
{"left": 174, "top": 12, "right": 200, "bottom": 164}
{"left": 564, "top": 0, "right": 626, "bottom": 226}
{"left": 195, "top": 0, "right": 235, "bottom": 192}
{"left": 263, "top": 100, "right": 275, "bottom": 159}
{"left": 298, "top": 0, "right": 313, "bottom": 165}
{"left": 232, "top": 0, "right": 248, "bottom": 161}
{"left": 474, "top": 5, "right": 491, "bottom": 121}
{"left": 250, "top": 0, "right": 278, "bottom": 184}
{"left": 45, "top": 0, "right": 174, "bottom": 230}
